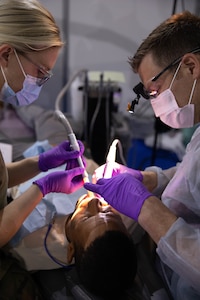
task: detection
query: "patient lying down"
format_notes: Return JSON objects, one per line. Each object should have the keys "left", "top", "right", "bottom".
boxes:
{"left": 10, "top": 193, "right": 137, "bottom": 299}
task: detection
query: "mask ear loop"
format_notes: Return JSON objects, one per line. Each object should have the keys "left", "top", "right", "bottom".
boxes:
{"left": 188, "top": 79, "right": 197, "bottom": 105}
{"left": 0, "top": 66, "right": 8, "bottom": 84}
{"left": 169, "top": 61, "right": 182, "bottom": 89}
{"left": 169, "top": 59, "right": 197, "bottom": 105}
{"left": 13, "top": 49, "right": 26, "bottom": 78}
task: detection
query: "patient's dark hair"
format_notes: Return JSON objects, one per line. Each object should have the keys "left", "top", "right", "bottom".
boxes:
{"left": 74, "top": 230, "right": 137, "bottom": 300}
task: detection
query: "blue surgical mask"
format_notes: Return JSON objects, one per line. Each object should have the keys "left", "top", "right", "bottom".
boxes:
{"left": 0, "top": 50, "right": 42, "bottom": 106}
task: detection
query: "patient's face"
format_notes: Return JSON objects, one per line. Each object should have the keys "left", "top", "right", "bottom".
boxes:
{"left": 65, "top": 194, "right": 128, "bottom": 250}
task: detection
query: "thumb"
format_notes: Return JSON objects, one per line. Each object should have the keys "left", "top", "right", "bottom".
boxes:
{"left": 84, "top": 182, "right": 100, "bottom": 194}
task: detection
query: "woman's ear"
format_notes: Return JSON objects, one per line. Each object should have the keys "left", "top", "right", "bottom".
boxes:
{"left": 67, "top": 242, "right": 75, "bottom": 263}
{"left": 0, "top": 44, "right": 13, "bottom": 67}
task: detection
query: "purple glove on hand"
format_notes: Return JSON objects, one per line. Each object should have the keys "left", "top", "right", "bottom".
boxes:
{"left": 38, "top": 140, "right": 85, "bottom": 172}
{"left": 93, "top": 162, "right": 143, "bottom": 182}
{"left": 84, "top": 173, "right": 152, "bottom": 221}
{"left": 33, "top": 167, "right": 84, "bottom": 196}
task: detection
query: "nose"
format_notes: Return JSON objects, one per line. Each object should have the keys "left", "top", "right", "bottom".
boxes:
{"left": 87, "top": 198, "right": 103, "bottom": 215}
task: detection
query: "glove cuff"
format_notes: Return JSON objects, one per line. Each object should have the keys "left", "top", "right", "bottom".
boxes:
{"left": 136, "top": 170, "right": 143, "bottom": 182}
{"left": 33, "top": 179, "right": 45, "bottom": 196}
{"left": 134, "top": 191, "right": 153, "bottom": 221}
{"left": 38, "top": 154, "right": 48, "bottom": 172}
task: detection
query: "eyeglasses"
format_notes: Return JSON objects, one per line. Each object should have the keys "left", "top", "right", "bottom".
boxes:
{"left": 18, "top": 51, "right": 53, "bottom": 86}
{"left": 132, "top": 47, "right": 200, "bottom": 100}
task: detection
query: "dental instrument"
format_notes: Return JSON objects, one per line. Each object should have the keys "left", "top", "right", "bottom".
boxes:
{"left": 54, "top": 69, "right": 90, "bottom": 181}
{"left": 54, "top": 109, "right": 91, "bottom": 187}
{"left": 54, "top": 69, "right": 95, "bottom": 197}
{"left": 103, "top": 138, "right": 127, "bottom": 179}
{"left": 103, "top": 139, "right": 119, "bottom": 178}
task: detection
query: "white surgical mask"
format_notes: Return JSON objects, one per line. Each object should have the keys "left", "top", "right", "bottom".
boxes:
{"left": 151, "top": 62, "right": 196, "bottom": 129}
{"left": 0, "top": 50, "right": 42, "bottom": 106}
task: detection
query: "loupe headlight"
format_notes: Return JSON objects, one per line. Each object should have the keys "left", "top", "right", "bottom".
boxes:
{"left": 127, "top": 82, "right": 150, "bottom": 113}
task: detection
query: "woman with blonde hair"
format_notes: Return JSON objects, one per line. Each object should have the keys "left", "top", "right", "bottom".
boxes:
{"left": 0, "top": 1, "right": 85, "bottom": 298}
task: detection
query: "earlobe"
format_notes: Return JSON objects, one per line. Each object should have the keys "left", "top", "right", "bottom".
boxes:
{"left": 192, "top": 60, "right": 200, "bottom": 79}
{"left": 194, "top": 59, "right": 200, "bottom": 79}
{"left": 67, "top": 242, "right": 75, "bottom": 263}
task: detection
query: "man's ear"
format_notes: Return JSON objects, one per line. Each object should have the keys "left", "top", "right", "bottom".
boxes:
{"left": 67, "top": 242, "right": 75, "bottom": 263}
{"left": 0, "top": 44, "right": 13, "bottom": 67}
{"left": 182, "top": 53, "right": 200, "bottom": 79}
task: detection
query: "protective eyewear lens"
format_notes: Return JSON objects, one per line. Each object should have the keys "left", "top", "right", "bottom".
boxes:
{"left": 36, "top": 69, "right": 53, "bottom": 86}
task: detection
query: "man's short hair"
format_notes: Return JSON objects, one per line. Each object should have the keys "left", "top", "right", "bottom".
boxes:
{"left": 129, "top": 11, "right": 200, "bottom": 72}
{"left": 74, "top": 230, "right": 137, "bottom": 300}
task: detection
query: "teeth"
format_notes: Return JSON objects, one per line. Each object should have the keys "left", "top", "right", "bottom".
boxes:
{"left": 99, "top": 213, "right": 108, "bottom": 225}
{"left": 99, "top": 198, "right": 108, "bottom": 205}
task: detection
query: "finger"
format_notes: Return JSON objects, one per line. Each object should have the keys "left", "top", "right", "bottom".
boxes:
{"left": 96, "top": 178, "right": 109, "bottom": 185}
{"left": 60, "top": 141, "right": 81, "bottom": 158}
{"left": 66, "top": 150, "right": 83, "bottom": 160}
{"left": 59, "top": 140, "right": 70, "bottom": 151}
{"left": 82, "top": 156, "right": 86, "bottom": 168}
{"left": 65, "top": 159, "right": 79, "bottom": 170}
{"left": 84, "top": 182, "right": 101, "bottom": 194}
{"left": 68, "top": 167, "right": 85, "bottom": 178}
{"left": 78, "top": 140, "right": 85, "bottom": 155}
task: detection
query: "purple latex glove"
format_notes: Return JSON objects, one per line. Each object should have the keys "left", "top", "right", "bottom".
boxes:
{"left": 92, "top": 162, "right": 143, "bottom": 182}
{"left": 84, "top": 173, "right": 152, "bottom": 221}
{"left": 33, "top": 167, "right": 84, "bottom": 196}
{"left": 38, "top": 140, "right": 85, "bottom": 172}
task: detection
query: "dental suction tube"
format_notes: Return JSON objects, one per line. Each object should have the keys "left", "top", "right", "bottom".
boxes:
{"left": 54, "top": 109, "right": 89, "bottom": 181}
{"left": 54, "top": 70, "right": 95, "bottom": 196}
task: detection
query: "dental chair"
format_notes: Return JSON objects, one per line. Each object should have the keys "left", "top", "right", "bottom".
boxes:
{"left": 33, "top": 265, "right": 141, "bottom": 300}
{"left": 50, "top": 233, "right": 172, "bottom": 300}
{"left": 63, "top": 234, "right": 172, "bottom": 300}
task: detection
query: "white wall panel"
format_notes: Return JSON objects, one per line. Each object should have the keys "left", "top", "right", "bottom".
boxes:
{"left": 68, "top": 0, "right": 197, "bottom": 113}
{"left": 34, "top": 0, "right": 197, "bottom": 113}
{"left": 33, "top": 0, "right": 66, "bottom": 110}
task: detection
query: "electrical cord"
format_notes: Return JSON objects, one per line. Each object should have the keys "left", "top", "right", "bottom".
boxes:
{"left": 105, "top": 80, "right": 111, "bottom": 148}
{"left": 44, "top": 214, "right": 75, "bottom": 270}
{"left": 55, "top": 69, "right": 87, "bottom": 111}
{"left": 172, "top": 0, "right": 186, "bottom": 15}
{"left": 88, "top": 74, "right": 103, "bottom": 146}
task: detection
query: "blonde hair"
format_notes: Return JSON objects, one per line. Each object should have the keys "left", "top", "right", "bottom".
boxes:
{"left": 0, "top": 0, "right": 63, "bottom": 53}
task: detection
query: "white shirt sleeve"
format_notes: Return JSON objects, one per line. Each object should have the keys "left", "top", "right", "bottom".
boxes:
{"left": 145, "top": 166, "right": 177, "bottom": 197}
{"left": 150, "top": 127, "right": 200, "bottom": 295}
{"left": 157, "top": 218, "right": 200, "bottom": 293}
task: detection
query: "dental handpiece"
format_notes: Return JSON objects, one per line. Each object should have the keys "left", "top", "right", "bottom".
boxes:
{"left": 68, "top": 132, "right": 89, "bottom": 181}
{"left": 68, "top": 133, "right": 94, "bottom": 197}
{"left": 54, "top": 110, "right": 93, "bottom": 196}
